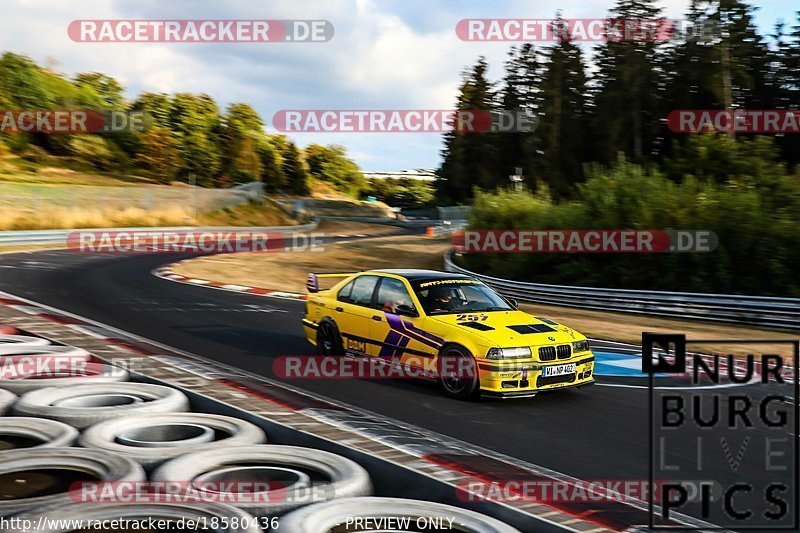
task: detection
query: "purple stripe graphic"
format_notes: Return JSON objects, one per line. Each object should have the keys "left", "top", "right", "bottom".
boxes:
{"left": 395, "top": 336, "right": 411, "bottom": 357}
{"left": 403, "top": 319, "right": 444, "bottom": 346}
{"left": 385, "top": 314, "right": 443, "bottom": 350}
{"left": 380, "top": 330, "right": 403, "bottom": 357}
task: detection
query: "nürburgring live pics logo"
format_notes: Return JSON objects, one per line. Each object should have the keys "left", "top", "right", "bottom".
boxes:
{"left": 644, "top": 333, "right": 799, "bottom": 530}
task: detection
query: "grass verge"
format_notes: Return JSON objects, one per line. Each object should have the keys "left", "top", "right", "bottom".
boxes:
{"left": 0, "top": 200, "right": 293, "bottom": 231}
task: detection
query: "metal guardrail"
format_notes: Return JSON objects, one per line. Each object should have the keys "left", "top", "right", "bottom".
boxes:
{"left": 444, "top": 250, "right": 800, "bottom": 331}
{"left": 0, "top": 223, "right": 317, "bottom": 246}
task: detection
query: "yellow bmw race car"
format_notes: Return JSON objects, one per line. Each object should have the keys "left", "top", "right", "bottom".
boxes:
{"left": 302, "top": 269, "right": 595, "bottom": 399}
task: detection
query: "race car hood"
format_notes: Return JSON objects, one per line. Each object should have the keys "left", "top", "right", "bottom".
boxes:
{"left": 429, "top": 310, "right": 582, "bottom": 347}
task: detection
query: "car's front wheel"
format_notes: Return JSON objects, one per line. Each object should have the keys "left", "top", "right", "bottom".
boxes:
{"left": 316, "top": 319, "right": 344, "bottom": 357}
{"left": 437, "top": 345, "right": 480, "bottom": 400}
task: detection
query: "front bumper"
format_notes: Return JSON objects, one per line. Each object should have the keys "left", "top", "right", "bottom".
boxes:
{"left": 477, "top": 353, "right": 596, "bottom": 397}
{"left": 482, "top": 379, "right": 595, "bottom": 398}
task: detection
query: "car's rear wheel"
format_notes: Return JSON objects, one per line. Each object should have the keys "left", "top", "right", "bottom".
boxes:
{"left": 437, "top": 345, "right": 480, "bottom": 400}
{"left": 316, "top": 320, "right": 344, "bottom": 356}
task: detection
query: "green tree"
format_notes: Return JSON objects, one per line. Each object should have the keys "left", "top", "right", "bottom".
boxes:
{"left": 168, "top": 93, "right": 221, "bottom": 135}
{"left": 136, "top": 128, "right": 183, "bottom": 184}
{"left": 73, "top": 72, "right": 124, "bottom": 108}
{"left": 590, "top": 0, "right": 666, "bottom": 164}
{"left": 180, "top": 131, "right": 221, "bottom": 185}
{"left": 231, "top": 133, "right": 263, "bottom": 182}
{"left": 438, "top": 57, "right": 497, "bottom": 202}
{"left": 768, "top": 14, "right": 800, "bottom": 169}
{"left": 465, "top": 155, "right": 800, "bottom": 296}
{"left": 0, "top": 52, "right": 55, "bottom": 108}
{"left": 164, "top": 93, "right": 223, "bottom": 184}
{"left": 710, "top": 0, "right": 773, "bottom": 109}
{"left": 257, "top": 138, "right": 285, "bottom": 191}
{"left": 131, "top": 92, "right": 172, "bottom": 129}
{"left": 68, "top": 135, "right": 128, "bottom": 171}
{"left": 305, "top": 144, "right": 365, "bottom": 196}
{"left": 665, "top": 134, "right": 785, "bottom": 184}
{"left": 280, "top": 141, "right": 310, "bottom": 195}
{"left": 537, "top": 26, "right": 589, "bottom": 197}
{"left": 222, "top": 103, "right": 265, "bottom": 179}
{"left": 495, "top": 44, "right": 541, "bottom": 190}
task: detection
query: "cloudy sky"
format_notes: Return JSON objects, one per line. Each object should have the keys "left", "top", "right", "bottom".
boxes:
{"left": 1, "top": 0, "right": 795, "bottom": 170}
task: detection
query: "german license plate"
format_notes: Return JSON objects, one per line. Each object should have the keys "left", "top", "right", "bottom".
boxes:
{"left": 541, "top": 363, "right": 575, "bottom": 377}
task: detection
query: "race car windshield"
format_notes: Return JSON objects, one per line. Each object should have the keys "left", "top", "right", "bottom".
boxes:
{"left": 411, "top": 280, "right": 513, "bottom": 315}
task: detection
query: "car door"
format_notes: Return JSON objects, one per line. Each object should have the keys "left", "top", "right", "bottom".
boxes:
{"left": 335, "top": 275, "right": 379, "bottom": 355}
{"left": 371, "top": 276, "right": 434, "bottom": 369}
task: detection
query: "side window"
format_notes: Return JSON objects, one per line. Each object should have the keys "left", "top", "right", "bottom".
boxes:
{"left": 376, "top": 277, "right": 415, "bottom": 314}
{"left": 337, "top": 280, "right": 354, "bottom": 302}
{"left": 341, "top": 276, "right": 379, "bottom": 307}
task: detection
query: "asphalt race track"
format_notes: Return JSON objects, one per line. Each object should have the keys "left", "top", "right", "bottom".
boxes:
{"left": 0, "top": 249, "right": 795, "bottom": 530}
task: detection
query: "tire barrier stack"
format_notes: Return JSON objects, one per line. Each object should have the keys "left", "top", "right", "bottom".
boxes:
{"left": 12, "top": 383, "right": 191, "bottom": 429}
{"left": 0, "top": 389, "right": 16, "bottom": 416}
{"left": 80, "top": 413, "right": 267, "bottom": 470}
{"left": 151, "top": 445, "right": 373, "bottom": 517}
{"left": 0, "top": 324, "right": 522, "bottom": 532}
{"left": 0, "top": 418, "right": 78, "bottom": 450}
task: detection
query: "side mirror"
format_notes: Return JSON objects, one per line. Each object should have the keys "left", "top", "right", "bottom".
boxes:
{"left": 396, "top": 304, "right": 419, "bottom": 317}
{"left": 507, "top": 297, "right": 518, "bottom": 309}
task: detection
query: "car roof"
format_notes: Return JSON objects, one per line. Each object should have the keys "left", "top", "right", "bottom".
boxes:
{"left": 368, "top": 269, "right": 476, "bottom": 281}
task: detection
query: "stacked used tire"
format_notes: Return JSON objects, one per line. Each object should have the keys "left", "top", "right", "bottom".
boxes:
{"left": 0, "top": 324, "right": 521, "bottom": 532}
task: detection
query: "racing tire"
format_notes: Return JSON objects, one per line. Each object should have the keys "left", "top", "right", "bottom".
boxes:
{"left": 12, "top": 382, "right": 190, "bottom": 429}
{"left": 437, "top": 345, "right": 480, "bottom": 400}
{"left": 80, "top": 413, "right": 268, "bottom": 470}
{"left": 0, "top": 334, "right": 51, "bottom": 347}
{"left": 0, "top": 447, "right": 145, "bottom": 517}
{"left": 0, "top": 362, "right": 129, "bottom": 394}
{"left": 0, "top": 388, "right": 16, "bottom": 415}
{"left": 7, "top": 502, "right": 264, "bottom": 533}
{"left": 0, "top": 418, "right": 79, "bottom": 450}
{"left": 316, "top": 319, "right": 344, "bottom": 357}
{"left": 279, "top": 497, "right": 522, "bottom": 532}
{"left": 152, "top": 445, "right": 372, "bottom": 516}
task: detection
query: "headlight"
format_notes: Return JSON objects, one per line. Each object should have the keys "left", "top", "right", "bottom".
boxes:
{"left": 486, "top": 347, "right": 532, "bottom": 360}
{"left": 572, "top": 340, "right": 590, "bottom": 353}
